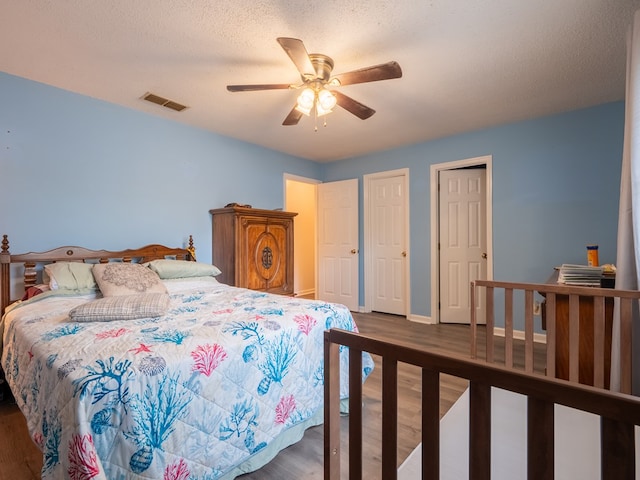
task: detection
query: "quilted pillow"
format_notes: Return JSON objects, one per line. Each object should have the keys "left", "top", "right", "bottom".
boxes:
{"left": 44, "top": 262, "right": 98, "bottom": 291}
{"left": 145, "top": 259, "right": 222, "bottom": 279}
{"left": 92, "top": 262, "right": 167, "bottom": 296}
{"left": 69, "top": 293, "right": 170, "bottom": 322}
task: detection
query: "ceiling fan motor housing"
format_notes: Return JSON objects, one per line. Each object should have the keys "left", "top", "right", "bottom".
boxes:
{"left": 307, "top": 53, "right": 334, "bottom": 82}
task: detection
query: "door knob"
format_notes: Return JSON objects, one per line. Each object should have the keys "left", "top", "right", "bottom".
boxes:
{"left": 350, "top": 249, "right": 358, "bottom": 254}
{"left": 402, "top": 251, "right": 407, "bottom": 257}
{"left": 482, "top": 252, "right": 487, "bottom": 259}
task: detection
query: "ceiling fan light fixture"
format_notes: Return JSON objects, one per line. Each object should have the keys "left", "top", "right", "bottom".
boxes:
{"left": 318, "top": 89, "right": 337, "bottom": 110}
{"left": 315, "top": 92, "right": 336, "bottom": 117}
{"left": 295, "top": 87, "right": 315, "bottom": 116}
{"left": 315, "top": 104, "right": 332, "bottom": 117}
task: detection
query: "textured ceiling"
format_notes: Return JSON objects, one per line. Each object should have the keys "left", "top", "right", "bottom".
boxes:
{"left": 1, "top": 0, "right": 639, "bottom": 162}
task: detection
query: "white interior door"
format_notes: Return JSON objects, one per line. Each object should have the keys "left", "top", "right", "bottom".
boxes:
{"left": 371, "top": 175, "right": 407, "bottom": 315}
{"left": 439, "top": 168, "right": 487, "bottom": 324}
{"left": 317, "top": 179, "right": 359, "bottom": 311}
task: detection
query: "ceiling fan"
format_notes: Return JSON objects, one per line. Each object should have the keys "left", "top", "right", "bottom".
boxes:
{"left": 227, "top": 37, "right": 402, "bottom": 126}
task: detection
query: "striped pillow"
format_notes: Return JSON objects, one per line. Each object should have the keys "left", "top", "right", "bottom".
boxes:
{"left": 69, "top": 293, "right": 170, "bottom": 322}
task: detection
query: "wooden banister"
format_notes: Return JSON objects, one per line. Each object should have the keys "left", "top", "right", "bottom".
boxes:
{"left": 470, "top": 279, "right": 640, "bottom": 393}
{"left": 324, "top": 328, "right": 640, "bottom": 480}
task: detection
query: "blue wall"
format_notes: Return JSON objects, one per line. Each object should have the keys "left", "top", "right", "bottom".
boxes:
{"left": 1, "top": 72, "right": 625, "bottom": 330}
{"left": 322, "top": 102, "right": 624, "bottom": 322}
{"left": 0, "top": 72, "right": 321, "bottom": 259}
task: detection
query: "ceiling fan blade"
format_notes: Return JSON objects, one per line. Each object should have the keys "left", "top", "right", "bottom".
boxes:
{"left": 227, "top": 84, "right": 292, "bottom": 92}
{"left": 282, "top": 106, "right": 303, "bottom": 126}
{"left": 333, "top": 91, "right": 376, "bottom": 120}
{"left": 332, "top": 61, "right": 402, "bottom": 86}
{"left": 277, "top": 37, "right": 315, "bottom": 76}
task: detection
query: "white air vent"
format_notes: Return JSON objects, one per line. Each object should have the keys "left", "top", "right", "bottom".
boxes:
{"left": 141, "top": 92, "right": 188, "bottom": 112}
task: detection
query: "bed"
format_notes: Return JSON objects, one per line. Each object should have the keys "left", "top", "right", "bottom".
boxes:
{"left": 0, "top": 235, "right": 373, "bottom": 480}
{"left": 324, "top": 280, "right": 640, "bottom": 479}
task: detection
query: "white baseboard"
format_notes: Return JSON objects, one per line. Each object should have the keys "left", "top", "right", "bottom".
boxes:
{"left": 356, "top": 309, "right": 431, "bottom": 323}
{"left": 408, "top": 314, "right": 432, "bottom": 324}
{"left": 404, "top": 315, "right": 548, "bottom": 343}
{"left": 493, "top": 326, "right": 547, "bottom": 344}
{"left": 294, "top": 288, "right": 315, "bottom": 298}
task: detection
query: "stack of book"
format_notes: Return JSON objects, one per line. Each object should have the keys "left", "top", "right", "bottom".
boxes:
{"left": 557, "top": 264, "right": 604, "bottom": 286}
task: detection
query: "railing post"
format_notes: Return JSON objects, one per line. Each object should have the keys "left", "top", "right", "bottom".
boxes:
{"left": 601, "top": 417, "right": 635, "bottom": 479}
{"left": 593, "top": 295, "right": 605, "bottom": 388}
{"left": 423, "top": 369, "right": 440, "bottom": 479}
{"left": 469, "top": 381, "right": 491, "bottom": 480}
{"left": 504, "top": 287, "right": 514, "bottom": 368}
{"left": 381, "top": 356, "right": 398, "bottom": 480}
{"left": 471, "top": 281, "right": 478, "bottom": 359}
{"left": 528, "top": 396, "right": 554, "bottom": 479}
{"left": 324, "top": 331, "right": 341, "bottom": 480}
{"left": 524, "top": 289, "right": 534, "bottom": 373}
{"left": 349, "top": 347, "right": 363, "bottom": 480}
{"left": 619, "top": 298, "right": 633, "bottom": 394}
{"left": 568, "top": 294, "right": 580, "bottom": 383}
{"left": 486, "top": 286, "right": 495, "bottom": 363}
{"left": 546, "top": 293, "right": 556, "bottom": 378}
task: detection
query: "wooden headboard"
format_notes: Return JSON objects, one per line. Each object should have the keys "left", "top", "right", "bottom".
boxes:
{"left": 1, "top": 235, "right": 195, "bottom": 315}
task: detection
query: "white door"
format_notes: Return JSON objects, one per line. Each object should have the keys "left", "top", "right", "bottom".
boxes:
{"left": 371, "top": 175, "right": 406, "bottom": 315}
{"left": 317, "top": 179, "right": 359, "bottom": 311}
{"left": 439, "top": 168, "right": 487, "bottom": 324}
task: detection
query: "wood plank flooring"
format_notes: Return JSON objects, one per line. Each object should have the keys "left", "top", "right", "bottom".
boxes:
{"left": 0, "top": 311, "right": 542, "bottom": 480}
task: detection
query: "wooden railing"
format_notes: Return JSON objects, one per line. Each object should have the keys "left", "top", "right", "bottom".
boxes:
{"left": 324, "top": 328, "right": 640, "bottom": 480}
{"left": 470, "top": 280, "right": 640, "bottom": 393}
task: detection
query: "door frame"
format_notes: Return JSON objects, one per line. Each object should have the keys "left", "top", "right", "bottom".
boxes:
{"left": 364, "top": 168, "right": 411, "bottom": 315}
{"left": 284, "top": 173, "right": 320, "bottom": 298}
{"left": 430, "top": 156, "right": 493, "bottom": 324}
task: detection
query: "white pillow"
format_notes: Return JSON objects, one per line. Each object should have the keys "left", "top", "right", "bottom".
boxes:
{"left": 145, "top": 259, "right": 221, "bottom": 279}
{"left": 44, "top": 262, "right": 97, "bottom": 291}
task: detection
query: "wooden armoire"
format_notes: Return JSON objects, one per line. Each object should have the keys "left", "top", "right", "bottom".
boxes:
{"left": 210, "top": 206, "right": 297, "bottom": 295}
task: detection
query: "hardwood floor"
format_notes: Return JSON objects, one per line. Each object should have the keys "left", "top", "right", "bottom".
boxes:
{"left": 0, "top": 311, "right": 541, "bottom": 479}
{"left": 0, "top": 394, "right": 42, "bottom": 479}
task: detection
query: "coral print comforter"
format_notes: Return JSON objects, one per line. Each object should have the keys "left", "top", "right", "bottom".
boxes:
{"left": 1, "top": 277, "right": 373, "bottom": 479}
